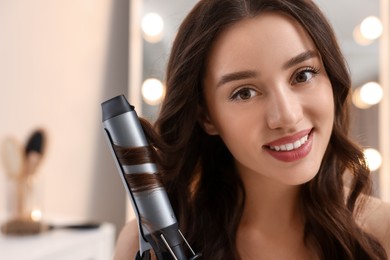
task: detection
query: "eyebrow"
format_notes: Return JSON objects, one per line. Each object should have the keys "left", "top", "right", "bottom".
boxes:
{"left": 283, "top": 50, "right": 319, "bottom": 70}
{"left": 217, "top": 70, "right": 257, "bottom": 87}
{"left": 216, "top": 50, "right": 319, "bottom": 87}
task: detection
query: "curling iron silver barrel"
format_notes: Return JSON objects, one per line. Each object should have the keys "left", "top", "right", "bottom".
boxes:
{"left": 101, "top": 95, "right": 200, "bottom": 260}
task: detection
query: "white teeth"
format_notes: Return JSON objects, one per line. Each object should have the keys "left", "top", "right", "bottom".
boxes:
{"left": 293, "top": 140, "right": 301, "bottom": 149}
{"left": 269, "top": 134, "right": 309, "bottom": 152}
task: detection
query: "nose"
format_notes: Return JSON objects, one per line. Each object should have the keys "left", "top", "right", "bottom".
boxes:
{"left": 266, "top": 88, "right": 303, "bottom": 130}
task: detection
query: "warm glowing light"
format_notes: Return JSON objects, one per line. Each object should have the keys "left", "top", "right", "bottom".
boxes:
{"left": 352, "top": 91, "right": 370, "bottom": 109}
{"left": 364, "top": 148, "right": 382, "bottom": 172}
{"left": 360, "top": 16, "right": 383, "bottom": 40}
{"left": 31, "top": 209, "right": 42, "bottom": 221}
{"left": 352, "top": 82, "right": 383, "bottom": 109}
{"left": 353, "top": 25, "right": 373, "bottom": 46}
{"left": 360, "top": 82, "right": 383, "bottom": 105}
{"left": 142, "top": 78, "right": 165, "bottom": 105}
{"left": 141, "top": 13, "right": 164, "bottom": 43}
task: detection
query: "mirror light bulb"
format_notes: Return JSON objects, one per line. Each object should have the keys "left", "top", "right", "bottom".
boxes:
{"left": 141, "top": 13, "right": 164, "bottom": 43}
{"left": 353, "top": 25, "right": 373, "bottom": 46}
{"left": 360, "top": 82, "right": 383, "bottom": 105}
{"left": 360, "top": 16, "right": 383, "bottom": 40}
{"left": 142, "top": 78, "right": 165, "bottom": 105}
{"left": 364, "top": 148, "right": 382, "bottom": 172}
{"left": 352, "top": 82, "right": 383, "bottom": 109}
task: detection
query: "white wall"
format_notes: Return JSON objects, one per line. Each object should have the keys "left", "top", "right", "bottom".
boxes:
{"left": 0, "top": 0, "right": 130, "bottom": 235}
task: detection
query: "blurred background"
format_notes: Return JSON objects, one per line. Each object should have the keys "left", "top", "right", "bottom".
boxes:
{"left": 0, "top": 0, "right": 388, "bottom": 244}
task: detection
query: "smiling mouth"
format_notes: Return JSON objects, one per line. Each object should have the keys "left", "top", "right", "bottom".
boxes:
{"left": 266, "top": 129, "right": 312, "bottom": 152}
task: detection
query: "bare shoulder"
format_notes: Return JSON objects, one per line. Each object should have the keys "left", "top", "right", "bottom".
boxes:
{"left": 357, "top": 195, "right": 390, "bottom": 256}
{"left": 113, "top": 219, "right": 140, "bottom": 260}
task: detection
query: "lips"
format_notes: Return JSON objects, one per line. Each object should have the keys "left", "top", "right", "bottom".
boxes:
{"left": 264, "top": 129, "right": 313, "bottom": 162}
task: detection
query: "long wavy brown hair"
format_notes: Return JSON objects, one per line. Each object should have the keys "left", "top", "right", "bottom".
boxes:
{"left": 143, "top": 0, "right": 387, "bottom": 259}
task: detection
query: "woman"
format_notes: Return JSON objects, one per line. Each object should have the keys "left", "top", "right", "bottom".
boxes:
{"left": 114, "top": 0, "right": 390, "bottom": 259}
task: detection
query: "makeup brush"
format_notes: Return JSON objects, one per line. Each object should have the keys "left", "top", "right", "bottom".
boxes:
{"left": 1, "top": 132, "right": 46, "bottom": 235}
{"left": 24, "top": 129, "right": 46, "bottom": 178}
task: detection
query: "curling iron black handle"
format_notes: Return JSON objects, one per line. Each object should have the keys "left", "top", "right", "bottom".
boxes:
{"left": 136, "top": 250, "right": 151, "bottom": 260}
{"left": 136, "top": 250, "right": 202, "bottom": 260}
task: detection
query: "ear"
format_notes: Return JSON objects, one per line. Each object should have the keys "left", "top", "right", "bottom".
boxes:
{"left": 197, "top": 106, "right": 219, "bottom": 135}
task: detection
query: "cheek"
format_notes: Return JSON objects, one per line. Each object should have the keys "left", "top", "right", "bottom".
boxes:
{"left": 309, "top": 79, "right": 335, "bottom": 122}
{"left": 212, "top": 111, "right": 261, "bottom": 163}
{"left": 323, "top": 85, "right": 335, "bottom": 123}
{"left": 210, "top": 102, "right": 261, "bottom": 141}
{"left": 312, "top": 83, "right": 335, "bottom": 141}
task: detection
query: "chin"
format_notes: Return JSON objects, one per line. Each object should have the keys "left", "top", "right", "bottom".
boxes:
{"left": 281, "top": 167, "right": 319, "bottom": 186}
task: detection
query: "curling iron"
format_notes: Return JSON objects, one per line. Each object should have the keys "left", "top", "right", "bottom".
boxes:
{"left": 101, "top": 95, "right": 201, "bottom": 260}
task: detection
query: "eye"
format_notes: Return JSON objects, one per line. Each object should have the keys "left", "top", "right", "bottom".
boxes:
{"left": 293, "top": 67, "right": 320, "bottom": 84}
{"left": 230, "top": 88, "right": 258, "bottom": 101}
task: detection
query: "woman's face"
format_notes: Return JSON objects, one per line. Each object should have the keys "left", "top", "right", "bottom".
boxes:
{"left": 201, "top": 12, "right": 334, "bottom": 186}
